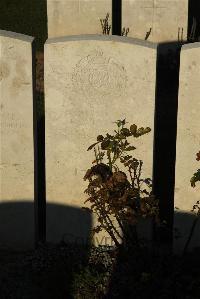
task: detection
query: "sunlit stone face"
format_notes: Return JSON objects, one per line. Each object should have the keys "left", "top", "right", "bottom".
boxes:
{"left": 174, "top": 43, "right": 200, "bottom": 253}
{"left": 122, "top": 0, "right": 188, "bottom": 42}
{"left": 0, "top": 30, "right": 34, "bottom": 249}
{"left": 47, "top": 0, "right": 112, "bottom": 37}
{"left": 45, "top": 35, "right": 157, "bottom": 245}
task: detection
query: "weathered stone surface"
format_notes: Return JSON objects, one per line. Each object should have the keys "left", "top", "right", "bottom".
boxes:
{"left": 45, "top": 35, "right": 157, "bottom": 245}
{"left": 174, "top": 43, "right": 200, "bottom": 253}
{"left": 0, "top": 30, "right": 34, "bottom": 249}
{"left": 47, "top": 0, "right": 112, "bottom": 38}
{"left": 122, "top": 0, "right": 188, "bottom": 42}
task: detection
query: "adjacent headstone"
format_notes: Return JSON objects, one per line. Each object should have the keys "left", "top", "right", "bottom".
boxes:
{"left": 45, "top": 35, "right": 157, "bottom": 245}
{"left": 174, "top": 43, "right": 200, "bottom": 253}
{"left": 0, "top": 30, "right": 35, "bottom": 249}
{"left": 47, "top": 0, "right": 112, "bottom": 38}
{"left": 122, "top": 0, "right": 188, "bottom": 42}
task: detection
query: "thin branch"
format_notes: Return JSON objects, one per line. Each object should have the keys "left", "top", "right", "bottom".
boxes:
{"left": 96, "top": 196, "right": 123, "bottom": 240}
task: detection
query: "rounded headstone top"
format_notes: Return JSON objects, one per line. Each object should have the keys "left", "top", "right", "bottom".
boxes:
{"left": 182, "top": 42, "right": 200, "bottom": 51}
{"left": 45, "top": 34, "right": 157, "bottom": 49}
{"left": 0, "top": 30, "right": 34, "bottom": 43}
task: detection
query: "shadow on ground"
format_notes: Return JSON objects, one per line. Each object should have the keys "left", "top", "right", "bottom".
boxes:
{"left": 0, "top": 201, "right": 92, "bottom": 298}
{"left": 104, "top": 210, "right": 200, "bottom": 299}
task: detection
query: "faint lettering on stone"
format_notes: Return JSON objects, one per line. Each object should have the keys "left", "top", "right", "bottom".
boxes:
{"left": 0, "top": 112, "right": 26, "bottom": 130}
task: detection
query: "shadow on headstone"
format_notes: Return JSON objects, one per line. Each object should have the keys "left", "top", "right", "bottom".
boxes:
{"left": 0, "top": 0, "right": 47, "bottom": 49}
{"left": 174, "top": 210, "right": 200, "bottom": 254}
{"left": 153, "top": 41, "right": 182, "bottom": 249}
{"left": 46, "top": 202, "right": 92, "bottom": 246}
{"left": 0, "top": 201, "right": 92, "bottom": 250}
{"left": 188, "top": 0, "right": 200, "bottom": 41}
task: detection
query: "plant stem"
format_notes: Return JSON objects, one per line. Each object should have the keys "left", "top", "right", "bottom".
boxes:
{"left": 107, "top": 150, "right": 112, "bottom": 171}
{"left": 128, "top": 166, "right": 134, "bottom": 187}
{"left": 98, "top": 196, "right": 123, "bottom": 240}
{"left": 95, "top": 194, "right": 122, "bottom": 245}
{"left": 96, "top": 208, "right": 121, "bottom": 247}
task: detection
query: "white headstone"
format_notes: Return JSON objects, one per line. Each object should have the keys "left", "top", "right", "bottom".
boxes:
{"left": 45, "top": 35, "right": 157, "bottom": 245}
{"left": 122, "top": 0, "right": 188, "bottom": 42}
{"left": 0, "top": 30, "right": 35, "bottom": 249}
{"left": 47, "top": 0, "right": 112, "bottom": 38}
{"left": 174, "top": 42, "right": 200, "bottom": 253}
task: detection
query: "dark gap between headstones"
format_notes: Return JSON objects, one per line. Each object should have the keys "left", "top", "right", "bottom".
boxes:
{"left": 153, "top": 42, "right": 183, "bottom": 249}
{"left": 187, "top": 0, "right": 200, "bottom": 41}
{"left": 112, "top": 0, "right": 122, "bottom": 35}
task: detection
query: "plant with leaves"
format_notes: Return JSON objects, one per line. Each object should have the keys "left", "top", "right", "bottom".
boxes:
{"left": 121, "top": 27, "right": 129, "bottom": 36}
{"left": 83, "top": 119, "right": 158, "bottom": 248}
{"left": 183, "top": 151, "right": 200, "bottom": 254}
{"left": 190, "top": 151, "right": 200, "bottom": 188}
{"left": 100, "top": 13, "right": 111, "bottom": 35}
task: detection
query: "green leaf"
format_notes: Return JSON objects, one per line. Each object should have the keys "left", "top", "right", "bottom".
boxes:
{"left": 97, "top": 135, "right": 104, "bottom": 142}
{"left": 125, "top": 146, "right": 136, "bottom": 151}
{"left": 191, "top": 169, "right": 200, "bottom": 187}
{"left": 135, "top": 127, "right": 151, "bottom": 137}
{"left": 123, "top": 155, "right": 132, "bottom": 161}
{"left": 136, "top": 127, "right": 144, "bottom": 135}
{"left": 144, "top": 127, "right": 151, "bottom": 134}
{"left": 115, "top": 119, "right": 126, "bottom": 128}
{"left": 121, "top": 128, "right": 131, "bottom": 137}
{"left": 124, "top": 160, "right": 132, "bottom": 166}
{"left": 115, "top": 120, "right": 122, "bottom": 127}
{"left": 87, "top": 142, "right": 99, "bottom": 151}
{"left": 130, "top": 124, "right": 137, "bottom": 135}
{"left": 190, "top": 177, "right": 196, "bottom": 187}
{"left": 101, "top": 139, "right": 110, "bottom": 150}
{"left": 118, "top": 134, "right": 127, "bottom": 139}
{"left": 121, "top": 119, "right": 126, "bottom": 126}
